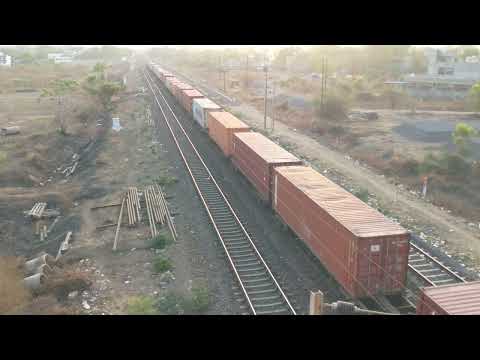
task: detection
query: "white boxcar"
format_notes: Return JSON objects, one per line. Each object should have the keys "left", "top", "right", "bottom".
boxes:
{"left": 192, "top": 98, "right": 222, "bottom": 129}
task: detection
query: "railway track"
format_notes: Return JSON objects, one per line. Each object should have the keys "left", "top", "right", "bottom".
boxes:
{"left": 143, "top": 68, "right": 296, "bottom": 315}
{"left": 408, "top": 240, "right": 467, "bottom": 287}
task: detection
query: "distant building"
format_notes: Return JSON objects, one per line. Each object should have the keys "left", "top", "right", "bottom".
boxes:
{"left": 425, "top": 49, "right": 480, "bottom": 80}
{"left": 0, "top": 52, "right": 12, "bottom": 67}
{"left": 385, "top": 48, "right": 480, "bottom": 100}
{"left": 48, "top": 53, "right": 74, "bottom": 64}
{"left": 53, "top": 56, "right": 73, "bottom": 64}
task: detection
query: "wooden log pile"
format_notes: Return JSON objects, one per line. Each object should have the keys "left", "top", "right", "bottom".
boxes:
{"left": 28, "top": 203, "right": 47, "bottom": 218}
{"left": 144, "top": 185, "right": 177, "bottom": 241}
{"left": 146, "top": 107, "right": 153, "bottom": 126}
{"left": 125, "top": 187, "right": 141, "bottom": 226}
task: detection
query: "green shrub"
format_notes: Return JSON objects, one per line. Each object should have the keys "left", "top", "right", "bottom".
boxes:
{"left": 153, "top": 256, "right": 173, "bottom": 273}
{"left": 419, "top": 152, "right": 471, "bottom": 178}
{"left": 353, "top": 188, "right": 369, "bottom": 202}
{"left": 157, "top": 292, "right": 184, "bottom": 315}
{"left": 156, "top": 175, "right": 178, "bottom": 186}
{"left": 314, "top": 94, "right": 350, "bottom": 120}
{"left": 187, "top": 285, "right": 210, "bottom": 313}
{"left": 151, "top": 233, "right": 173, "bottom": 249}
{"left": 125, "top": 296, "right": 158, "bottom": 315}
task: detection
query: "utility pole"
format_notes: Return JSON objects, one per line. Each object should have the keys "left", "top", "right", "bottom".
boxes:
{"left": 264, "top": 65, "right": 268, "bottom": 130}
{"left": 320, "top": 57, "right": 328, "bottom": 115}
{"left": 246, "top": 55, "right": 249, "bottom": 88}
{"left": 223, "top": 67, "right": 227, "bottom": 92}
{"left": 272, "top": 79, "right": 276, "bottom": 131}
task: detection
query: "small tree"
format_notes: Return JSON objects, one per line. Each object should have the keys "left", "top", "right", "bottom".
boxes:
{"left": 40, "top": 79, "right": 78, "bottom": 134}
{"left": 382, "top": 87, "right": 406, "bottom": 110}
{"left": 82, "top": 63, "right": 124, "bottom": 114}
{"left": 469, "top": 82, "right": 480, "bottom": 112}
{"left": 452, "top": 122, "right": 478, "bottom": 156}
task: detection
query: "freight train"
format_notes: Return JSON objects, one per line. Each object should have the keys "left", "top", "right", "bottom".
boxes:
{"left": 146, "top": 62, "right": 411, "bottom": 301}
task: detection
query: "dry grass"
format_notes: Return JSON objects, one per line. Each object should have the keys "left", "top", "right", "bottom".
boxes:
{"left": 39, "top": 269, "right": 92, "bottom": 301}
{"left": 17, "top": 295, "right": 78, "bottom": 315}
{"left": 0, "top": 256, "right": 31, "bottom": 314}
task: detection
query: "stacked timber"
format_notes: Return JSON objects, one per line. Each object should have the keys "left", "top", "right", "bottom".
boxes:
{"left": 125, "top": 187, "right": 141, "bottom": 226}
{"left": 144, "top": 185, "right": 177, "bottom": 241}
{"left": 28, "top": 203, "right": 47, "bottom": 219}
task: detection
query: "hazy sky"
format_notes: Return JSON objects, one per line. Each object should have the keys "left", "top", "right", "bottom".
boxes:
{"left": 1, "top": 45, "right": 454, "bottom": 50}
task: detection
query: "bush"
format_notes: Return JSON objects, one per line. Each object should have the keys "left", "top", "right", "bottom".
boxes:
{"left": 314, "top": 94, "right": 350, "bottom": 120}
{"left": 443, "top": 153, "right": 471, "bottom": 177}
{"left": 156, "top": 175, "right": 178, "bottom": 186}
{"left": 328, "top": 125, "right": 346, "bottom": 136}
{"left": 151, "top": 233, "right": 173, "bottom": 249}
{"left": 353, "top": 188, "right": 369, "bottom": 202}
{"left": 126, "top": 296, "right": 158, "bottom": 315}
{"left": 186, "top": 285, "right": 210, "bottom": 313}
{"left": 152, "top": 256, "right": 173, "bottom": 274}
{"left": 157, "top": 285, "right": 210, "bottom": 315}
{"left": 157, "top": 292, "right": 184, "bottom": 315}
{"left": 419, "top": 152, "right": 472, "bottom": 178}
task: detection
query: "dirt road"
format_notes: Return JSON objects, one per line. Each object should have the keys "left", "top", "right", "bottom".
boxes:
{"left": 231, "top": 102, "right": 480, "bottom": 263}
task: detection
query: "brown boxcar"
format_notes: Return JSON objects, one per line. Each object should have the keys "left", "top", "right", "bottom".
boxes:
{"left": 273, "top": 165, "right": 410, "bottom": 299}
{"left": 161, "top": 72, "right": 174, "bottom": 84}
{"left": 208, "top": 112, "right": 250, "bottom": 157}
{"left": 181, "top": 89, "right": 204, "bottom": 113}
{"left": 173, "top": 82, "right": 193, "bottom": 102}
{"left": 231, "top": 132, "right": 303, "bottom": 203}
{"left": 166, "top": 77, "right": 181, "bottom": 94}
{"left": 416, "top": 281, "right": 480, "bottom": 315}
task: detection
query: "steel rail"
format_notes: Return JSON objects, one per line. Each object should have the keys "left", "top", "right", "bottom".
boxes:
{"left": 144, "top": 68, "right": 296, "bottom": 315}
{"left": 408, "top": 242, "right": 467, "bottom": 287}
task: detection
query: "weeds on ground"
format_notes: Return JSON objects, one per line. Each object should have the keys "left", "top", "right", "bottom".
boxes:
{"left": 152, "top": 256, "right": 173, "bottom": 274}
{"left": 352, "top": 188, "right": 370, "bottom": 202}
{"left": 184, "top": 284, "right": 210, "bottom": 313}
{"left": 151, "top": 233, "right": 173, "bottom": 249}
{"left": 157, "top": 283, "right": 211, "bottom": 315}
{"left": 156, "top": 175, "right": 178, "bottom": 186}
{"left": 157, "top": 292, "right": 185, "bottom": 315}
{"left": 232, "top": 111, "right": 243, "bottom": 119}
{"left": 126, "top": 296, "right": 158, "bottom": 315}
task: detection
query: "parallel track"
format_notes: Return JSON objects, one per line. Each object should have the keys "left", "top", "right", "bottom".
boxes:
{"left": 143, "top": 68, "right": 296, "bottom": 315}
{"left": 408, "top": 241, "right": 467, "bottom": 287}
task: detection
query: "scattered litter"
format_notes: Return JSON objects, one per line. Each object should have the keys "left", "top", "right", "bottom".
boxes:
{"left": 82, "top": 300, "right": 91, "bottom": 310}
{"left": 68, "top": 291, "right": 78, "bottom": 299}
{"left": 112, "top": 117, "right": 122, "bottom": 132}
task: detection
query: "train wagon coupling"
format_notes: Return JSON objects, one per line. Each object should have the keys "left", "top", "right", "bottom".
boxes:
{"left": 309, "top": 291, "right": 396, "bottom": 315}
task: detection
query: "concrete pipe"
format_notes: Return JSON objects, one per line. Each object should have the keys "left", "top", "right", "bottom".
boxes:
{"left": 1, "top": 126, "right": 20, "bottom": 135}
{"left": 35, "top": 263, "right": 54, "bottom": 276}
{"left": 23, "top": 273, "right": 46, "bottom": 292}
{"left": 25, "top": 254, "right": 55, "bottom": 273}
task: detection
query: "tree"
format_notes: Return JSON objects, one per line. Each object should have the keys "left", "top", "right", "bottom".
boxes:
{"left": 452, "top": 122, "right": 478, "bottom": 156}
{"left": 459, "top": 46, "right": 480, "bottom": 60}
{"left": 40, "top": 79, "right": 79, "bottom": 134}
{"left": 82, "top": 63, "right": 124, "bottom": 113}
{"left": 469, "top": 82, "right": 480, "bottom": 112}
{"left": 409, "top": 48, "right": 428, "bottom": 74}
{"left": 382, "top": 87, "right": 406, "bottom": 109}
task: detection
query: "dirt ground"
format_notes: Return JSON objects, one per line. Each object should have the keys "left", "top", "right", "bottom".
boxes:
{"left": 1, "top": 62, "right": 257, "bottom": 314}
{"left": 162, "top": 64, "right": 480, "bottom": 277}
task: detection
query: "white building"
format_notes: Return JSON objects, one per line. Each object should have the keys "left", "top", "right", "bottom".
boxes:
{"left": 425, "top": 49, "right": 480, "bottom": 81}
{"left": 48, "top": 53, "right": 74, "bottom": 64}
{"left": 0, "top": 52, "right": 12, "bottom": 67}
